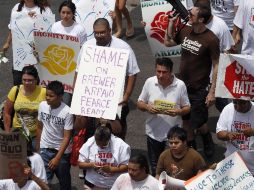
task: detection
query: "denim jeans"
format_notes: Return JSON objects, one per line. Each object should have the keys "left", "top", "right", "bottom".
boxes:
{"left": 147, "top": 136, "right": 167, "bottom": 176}
{"left": 40, "top": 148, "right": 71, "bottom": 190}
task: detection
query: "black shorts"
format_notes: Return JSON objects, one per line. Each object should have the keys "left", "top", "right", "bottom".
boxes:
{"left": 182, "top": 87, "right": 208, "bottom": 129}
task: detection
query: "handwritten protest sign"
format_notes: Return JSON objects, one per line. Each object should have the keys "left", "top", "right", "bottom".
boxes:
{"left": 185, "top": 152, "right": 254, "bottom": 190}
{"left": 216, "top": 54, "right": 254, "bottom": 100}
{"left": 70, "top": 45, "right": 129, "bottom": 120}
{"left": 73, "top": 0, "right": 115, "bottom": 40}
{"left": 34, "top": 31, "right": 80, "bottom": 93}
{"left": 141, "top": 0, "right": 187, "bottom": 57}
{"left": 0, "top": 131, "right": 27, "bottom": 179}
{"left": 11, "top": 12, "right": 55, "bottom": 71}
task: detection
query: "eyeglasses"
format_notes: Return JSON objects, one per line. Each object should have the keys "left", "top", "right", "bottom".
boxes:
{"left": 22, "top": 78, "right": 35, "bottom": 84}
{"left": 94, "top": 31, "right": 107, "bottom": 37}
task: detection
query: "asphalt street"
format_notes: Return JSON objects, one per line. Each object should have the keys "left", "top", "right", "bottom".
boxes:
{"left": 0, "top": 0, "right": 225, "bottom": 189}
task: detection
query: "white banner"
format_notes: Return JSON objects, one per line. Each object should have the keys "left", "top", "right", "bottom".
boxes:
{"left": 185, "top": 152, "right": 254, "bottom": 190}
{"left": 73, "top": 0, "right": 115, "bottom": 40}
{"left": 11, "top": 12, "right": 55, "bottom": 71}
{"left": 70, "top": 45, "right": 129, "bottom": 120}
{"left": 141, "top": 0, "right": 187, "bottom": 58}
{"left": 215, "top": 54, "right": 254, "bottom": 100}
{"left": 34, "top": 31, "right": 80, "bottom": 93}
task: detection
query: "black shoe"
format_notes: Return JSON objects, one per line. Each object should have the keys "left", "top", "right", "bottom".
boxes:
{"left": 202, "top": 132, "right": 215, "bottom": 158}
{"left": 187, "top": 140, "right": 197, "bottom": 150}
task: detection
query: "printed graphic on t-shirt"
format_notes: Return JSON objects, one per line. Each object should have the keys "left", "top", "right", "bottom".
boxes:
{"left": 231, "top": 121, "right": 251, "bottom": 150}
{"left": 94, "top": 150, "right": 115, "bottom": 177}
{"left": 17, "top": 108, "right": 37, "bottom": 132}
{"left": 211, "top": 0, "right": 227, "bottom": 12}
{"left": 40, "top": 112, "right": 66, "bottom": 125}
{"left": 181, "top": 37, "right": 202, "bottom": 55}
{"left": 170, "top": 163, "right": 184, "bottom": 178}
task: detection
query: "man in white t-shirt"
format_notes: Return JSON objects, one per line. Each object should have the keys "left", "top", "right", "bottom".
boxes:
{"left": 78, "top": 125, "right": 130, "bottom": 189}
{"left": 36, "top": 81, "right": 73, "bottom": 190}
{"left": 111, "top": 154, "right": 159, "bottom": 190}
{"left": 232, "top": 0, "right": 254, "bottom": 55}
{"left": 210, "top": 0, "right": 239, "bottom": 31}
{"left": 137, "top": 57, "right": 190, "bottom": 176}
{"left": 216, "top": 99, "right": 254, "bottom": 175}
{"left": 75, "top": 18, "right": 140, "bottom": 140}
{"left": 0, "top": 162, "right": 49, "bottom": 190}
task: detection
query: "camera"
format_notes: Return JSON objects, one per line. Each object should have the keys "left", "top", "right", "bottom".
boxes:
{"left": 165, "top": 0, "right": 189, "bottom": 22}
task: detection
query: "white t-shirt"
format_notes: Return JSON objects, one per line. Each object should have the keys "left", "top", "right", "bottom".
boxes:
{"left": 38, "top": 101, "right": 73, "bottom": 153}
{"left": 0, "top": 179, "right": 41, "bottom": 190}
{"left": 29, "top": 153, "right": 47, "bottom": 183}
{"left": 206, "top": 15, "right": 235, "bottom": 52}
{"left": 233, "top": 0, "right": 254, "bottom": 55}
{"left": 78, "top": 135, "right": 131, "bottom": 188}
{"left": 111, "top": 173, "right": 159, "bottom": 190}
{"left": 9, "top": 3, "right": 53, "bottom": 29}
{"left": 76, "top": 36, "right": 140, "bottom": 76}
{"left": 216, "top": 102, "right": 254, "bottom": 174}
{"left": 51, "top": 21, "right": 87, "bottom": 46}
{"left": 138, "top": 76, "right": 190, "bottom": 142}
{"left": 211, "top": 0, "right": 240, "bottom": 30}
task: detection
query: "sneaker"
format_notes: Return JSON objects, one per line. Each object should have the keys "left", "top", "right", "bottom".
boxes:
{"left": 202, "top": 132, "right": 215, "bottom": 158}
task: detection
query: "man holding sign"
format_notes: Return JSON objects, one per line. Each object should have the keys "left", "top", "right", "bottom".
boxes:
{"left": 137, "top": 57, "right": 190, "bottom": 176}
{"left": 217, "top": 99, "right": 254, "bottom": 175}
{"left": 75, "top": 18, "right": 140, "bottom": 139}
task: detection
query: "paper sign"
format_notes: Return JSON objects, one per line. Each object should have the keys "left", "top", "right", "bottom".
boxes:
{"left": 185, "top": 152, "right": 254, "bottom": 190}
{"left": 154, "top": 99, "right": 176, "bottom": 111}
{"left": 141, "top": 0, "right": 188, "bottom": 57}
{"left": 0, "top": 131, "right": 27, "bottom": 179}
{"left": 34, "top": 31, "right": 80, "bottom": 93}
{"left": 70, "top": 45, "right": 129, "bottom": 120}
{"left": 215, "top": 54, "right": 254, "bottom": 100}
{"left": 73, "top": 0, "right": 115, "bottom": 40}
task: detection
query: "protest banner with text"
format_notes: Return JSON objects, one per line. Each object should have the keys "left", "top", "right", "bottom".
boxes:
{"left": 73, "top": 0, "right": 115, "bottom": 40}
{"left": 70, "top": 45, "right": 129, "bottom": 120}
{"left": 185, "top": 152, "right": 254, "bottom": 190}
{"left": 216, "top": 54, "right": 254, "bottom": 100}
{"left": 34, "top": 31, "right": 80, "bottom": 93}
{"left": 11, "top": 12, "right": 55, "bottom": 71}
{"left": 0, "top": 132, "right": 27, "bottom": 179}
{"left": 141, "top": 0, "right": 187, "bottom": 58}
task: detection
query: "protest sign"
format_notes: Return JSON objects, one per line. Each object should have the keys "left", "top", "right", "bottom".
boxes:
{"left": 34, "top": 31, "right": 80, "bottom": 93}
{"left": 0, "top": 131, "right": 27, "bottom": 179}
{"left": 70, "top": 45, "right": 129, "bottom": 120}
{"left": 141, "top": 0, "right": 187, "bottom": 58}
{"left": 11, "top": 12, "right": 55, "bottom": 71}
{"left": 73, "top": 0, "right": 115, "bottom": 40}
{"left": 185, "top": 152, "right": 254, "bottom": 190}
{"left": 215, "top": 54, "right": 254, "bottom": 100}
{"left": 154, "top": 100, "right": 176, "bottom": 112}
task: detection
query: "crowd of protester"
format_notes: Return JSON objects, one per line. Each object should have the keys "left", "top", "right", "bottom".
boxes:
{"left": 0, "top": 0, "right": 254, "bottom": 189}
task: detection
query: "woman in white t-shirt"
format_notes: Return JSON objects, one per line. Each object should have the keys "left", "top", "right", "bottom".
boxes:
{"left": 51, "top": 0, "right": 87, "bottom": 106}
{"left": 2, "top": 0, "right": 53, "bottom": 85}
{"left": 51, "top": 1, "right": 87, "bottom": 46}
{"left": 78, "top": 125, "right": 130, "bottom": 190}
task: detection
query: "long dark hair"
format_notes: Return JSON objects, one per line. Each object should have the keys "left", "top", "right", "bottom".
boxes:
{"left": 17, "top": 0, "right": 50, "bottom": 14}
{"left": 58, "top": 0, "right": 76, "bottom": 21}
